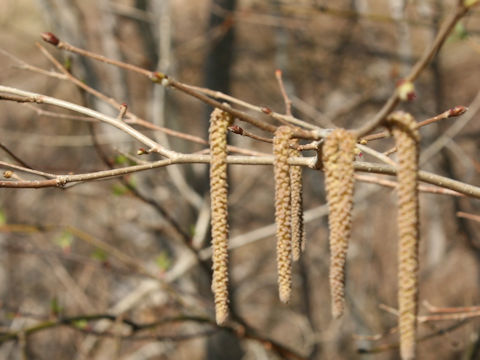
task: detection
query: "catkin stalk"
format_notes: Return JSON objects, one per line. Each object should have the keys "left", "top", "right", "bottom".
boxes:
{"left": 274, "top": 126, "right": 294, "bottom": 303}
{"left": 209, "top": 108, "right": 233, "bottom": 325}
{"left": 290, "top": 140, "right": 305, "bottom": 261}
{"left": 323, "top": 129, "right": 356, "bottom": 318}
{"left": 387, "top": 111, "right": 420, "bottom": 360}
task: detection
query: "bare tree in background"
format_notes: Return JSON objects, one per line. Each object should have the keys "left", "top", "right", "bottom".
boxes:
{"left": 0, "top": 1, "right": 480, "bottom": 360}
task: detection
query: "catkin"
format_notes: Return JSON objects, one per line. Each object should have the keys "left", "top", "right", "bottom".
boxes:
{"left": 387, "top": 111, "right": 420, "bottom": 360}
{"left": 323, "top": 128, "right": 356, "bottom": 318}
{"left": 274, "top": 126, "right": 294, "bottom": 303}
{"left": 290, "top": 140, "right": 305, "bottom": 261}
{"left": 209, "top": 108, "right": 233, "bottom": 325}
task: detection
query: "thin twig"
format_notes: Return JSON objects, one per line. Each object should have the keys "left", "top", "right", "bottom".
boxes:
{"left": 40, "top": 32, "right": 322, "bottom": 140}
{"left": 355, "top": 174, "right": 464, "bottom": 197}
{"left": 354, "top": 3, "right": 470, "bottom": 137}
{"left": 362, "top": 105, "right": 469, "bottom": 142}
{"left": 457, "top": 211, "right": 480, "bottom": 223}
{"left": 0, "top": 143, "right": 33, "bottom": 169}
{"left": 0, "top": 85, "right": 175, "bottom": 158}
{"left": 275, "top": 69, "right": 293, "bottom": 116}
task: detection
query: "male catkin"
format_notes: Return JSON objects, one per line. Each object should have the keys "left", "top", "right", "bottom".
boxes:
{"left": 387, "top": 111, "right": 420, "bottom": 360}
{"left": 209, "top": 108, "right": 233, "bottom": 325}
{"left": 323, "top": 129, "right": 356, "bottom": 318}
{"left": 274, "top": 126, "right": 294, "bottom": 303}
{"left": 290, "top": 140, "right": 305, "bottom": 261}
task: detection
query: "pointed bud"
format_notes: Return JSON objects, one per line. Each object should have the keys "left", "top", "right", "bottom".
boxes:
{"left": 229, "top": 125, "right": 244, "bottom": 135}
{"left": 41, "top": 32, "right": 60, "bottom": 46}
{"left": 448, "top": 105, "right": 468, "bottom": 117}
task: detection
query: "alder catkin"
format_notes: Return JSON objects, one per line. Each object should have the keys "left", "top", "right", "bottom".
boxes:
{"left": 209, "top": 108, "right": 233, "bottom": 325}
{"left": 290, "top": 140, "right": 305, "bottom": 261}
{"left": 387, "top": 111, "right": 420, "bottom": 360}
{"left": 273, "top": 126, "right": 294, "bottom": 303}
{"left": 323, "top": 128, "right": 356, "bottom": 318}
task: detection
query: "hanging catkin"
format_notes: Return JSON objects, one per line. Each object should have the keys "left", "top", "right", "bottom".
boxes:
{"left": 387, "top": 111, "right": 420, "bottom": 360}
{"left": 209, "top": 108, "right": 233, "bottom": 325}
{"left": 273, "top": 126, "right": 294, "bottom": 303}
{"left": 290, "top": 139, "right": 305, "bottom": 261}
{"left": 323, "top": 128, "right": 356, "bottom": 318}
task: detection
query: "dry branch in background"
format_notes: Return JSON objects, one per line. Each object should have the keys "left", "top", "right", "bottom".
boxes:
{"left": 209, "top": 108, "right": 233, "bottom": 325}
{"left": 387, "top": 111, "right": 420, "bottom": 360}
{"left": 323, "top": 129, "right": 356, "bottom": 318}
{"left": 273, "top": 126, "right": 294, "bottom": 303}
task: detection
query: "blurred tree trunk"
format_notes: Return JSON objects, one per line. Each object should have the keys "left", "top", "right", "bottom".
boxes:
{"left": 205, "top": 3, "right": 243, "bottom": 359}
{"left": 194, "top": 0, "right": 238, "bottom": 197}
{"left": 205, "top": 0, "right": 237, "bottom": 100}
{"left": 134, "top": 0, "right": 159, "bottom": 67}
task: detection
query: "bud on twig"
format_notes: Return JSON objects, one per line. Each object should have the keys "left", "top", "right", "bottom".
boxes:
{"left": 41, "top": 32, "right": 60, "bottom": 46}
{"left": 448, "top": 105, "right": 468, "bottom": 117}
{"left": 396, "top": 80, "right": 416, "bottom": 102}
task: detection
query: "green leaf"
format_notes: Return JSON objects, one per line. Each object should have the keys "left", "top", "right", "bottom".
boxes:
{"left": 189, "top": 224, "right": 196, "bottom": 237}
{"left": 0, "top": 209, "right": 6, "bottom": 225}
{"left": 55, "top": 231, "right": 73, "bottom": 251}
{"left": 112, "top": 184, "right": 129, "bottom": 196}
{"left": 50, "top": 297, "right": 63, "bottom": 316}
{"left": 155, "top": 251, "right": 172, "bottom": 272}
{"left": 63, "top": 57, "right": 72, "bottom": 72}
{"left": 72, "top": 319, "right": 88, "bottom": 329}
{"left": 114, "top": 154, "right": 128, "bottom": 165}
{"left": 127, "top": 176, "right": 137, "bottom": 189}
{"left": 449, "top": 22, "right": 469, "bottom": 42}
{"left": 91, "top": 248, "right": 108, "bottom": 262}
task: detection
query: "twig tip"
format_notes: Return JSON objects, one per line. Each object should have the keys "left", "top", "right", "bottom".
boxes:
{"left": 41, "top": 32, "right": 60, "bottom": 46}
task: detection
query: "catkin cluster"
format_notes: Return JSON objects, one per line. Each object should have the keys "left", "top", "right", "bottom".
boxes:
{"left": 209, "top": 108, "right": 233, "bottom": 325}
{"left": 290, "top": 140, "right": 306, "bottom": 261}
{"left": 323, "top": 129, "right": 356, "bottom": 318}
{"left": 387, "top": 111, "right": 420, "bottom": 360}
{"left": 273, "top": 126, "right": 294, "bottom": 303}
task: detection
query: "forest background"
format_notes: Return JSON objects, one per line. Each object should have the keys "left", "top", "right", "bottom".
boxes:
{"left": 1, "top": 0, "right": 480, "bottom": 359}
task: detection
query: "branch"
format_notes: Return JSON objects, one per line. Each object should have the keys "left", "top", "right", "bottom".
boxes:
{"left": 1, "top": 153, "right": 480, "bottom": 200}
{"left": 40, "top": 32, "right": 324, "bottom": 140}
{"left": 353, "top": 3, "right": 470, "bottom": 137}
{"left": 0, "top": 85, "right": 175, "bottom": 158}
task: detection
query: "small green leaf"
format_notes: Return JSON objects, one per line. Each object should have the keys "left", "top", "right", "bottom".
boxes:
{"left": 55, "top": 231, "right": 73, "bottom": 251}
{"left": 72, "top": 319, "right": 88, "bottom": 329}
{"left": 189, "top": 224, "right": 196, "bottom": 237}
{"left": 114, "top": 154, "right": 128, "bottom": 165}
{"left": 449, "top": 22, "right": 469, "bottom": 42}
{"left": 112, "top": 184, "right": 129, "bottom": 196}
{"left": 155, "top": 251, "right": 172, "bottom": 272}
{"left": 63, "top": 57, "right": 72, "bottom": 72}
{"left": 0, "top": 209, "right": 6, "bottom": 225}
{"left": 91, "top": 248, "right": 108, "bottom": 262}
{"left": 127, "top": 176, "right": 137, "bottom": 189}
{"left": 50, "top": 297, "right": 63, "bottom": 316}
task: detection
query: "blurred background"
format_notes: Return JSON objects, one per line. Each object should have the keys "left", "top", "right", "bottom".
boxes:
{"left": 0, "top": 0, "right": 480, "bottom": 359}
